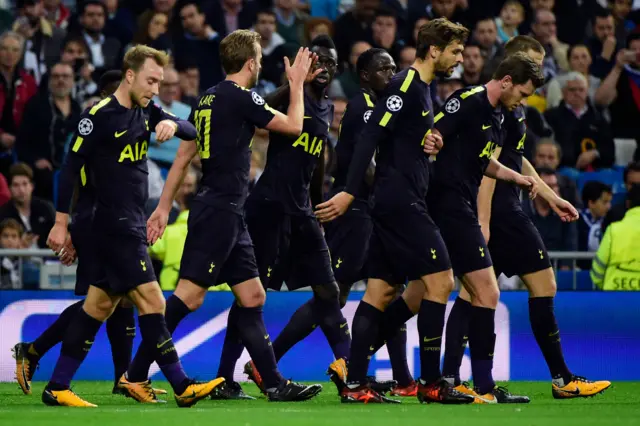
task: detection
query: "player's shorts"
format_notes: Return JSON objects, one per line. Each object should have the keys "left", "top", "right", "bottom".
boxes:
{"left": 367, "top": 206, "right": 451, "bottom": 285}
{"left": 430, "top": 198, "right": 492, "bottom": 278}
{"left": 90, "top": 231, "right": 156, "bottom": 295}
{"left": 324, "top": 213, "right": 372, "bottom": 285}
{"left": 180, "top": 200, "right": 259, "bottom": 288}
{"left": 489, "top": 208, "right": 551, "bottom": 278}
{"left": 70, "top": 219, "right": 105, "bottom": 296}
{"left": 245, "top": 200, "right": 334, "bottom": 291}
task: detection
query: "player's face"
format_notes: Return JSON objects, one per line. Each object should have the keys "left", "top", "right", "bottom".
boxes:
{"left": 500, "top": 78, "right": 535, "bottom": 111}
{"left": 311, "top": 46, "right": 338, "bottom": 90}
{"left": 435, "top": 41, "right": 464, "bottom": 76}
{"left": 130, "top": 58, "right": 164, "bottom": 107}
{"left": 367, "top": 52, "right": 396, "bottom": 93}
{"left": 248, "top": 42, "right": 262, "bottom": 88}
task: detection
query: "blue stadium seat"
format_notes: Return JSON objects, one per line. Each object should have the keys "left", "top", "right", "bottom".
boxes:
{"left": 556, "top": 270, "right": 595, "bottom": 291}
{"left": 576, "top": 169, "right": 626, "bottom": 204}
{"left": 160, "top": 167, "right": 169, "bottom": 180}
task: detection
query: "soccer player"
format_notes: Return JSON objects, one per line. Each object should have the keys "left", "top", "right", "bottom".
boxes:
{"left": 316, "top": 19, "right": 474, "bottom": 404}
{"left": 326, "top": 48, "right": 417, "bottom": 396}
{"left": 136, "top": 30, "right": 322, "bottom": 402}
{"left": 11, "top": 71, "right": 166, "bottom": 398}
{"left": 44, "top": 46, "right": 224, "bottom": 407}
{"left": 441, "top": 36, "right": 611, "bottom": 399}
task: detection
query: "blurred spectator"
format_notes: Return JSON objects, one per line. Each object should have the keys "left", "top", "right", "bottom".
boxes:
{"left": 495, "top": 0, "right": 524, "bottom": 43}
{"left": 435, "top": 77, "right": 463, "bottom": 108}
{"left": 0, "top": 218, "right": 24, "bottom": 289}
{"left": 129, "top": 10, "right": 171, "bottom": 54}
{"left": 371, "top": 7, "right": 402, "bottom": 61}
{"left": 43, "top": 0, "right": 70, "bottom": 30}
{"left": 398, "top": 45, "right": 415, "bottom": 70}
{"left": 304, "top": 17, "right": 333, "bottom": 45}
{"left": 103, "top": 0, "right": 135, "bottom": 47}
{"left": 274, "top": 0, "right": 308, "bottom": 47}
{"left": 0, "top": 3, "right": 14, "bottom": 34}
{"left": 13, "top": 0, "right": 65, "bottom": 83}
{"left": 546, "top": 44, "right": 602, "bottom": 109}
{"left": 591, "top": 183, "right": 640, "bottom": 290}
{"left": 16, "top": 62, "right": 80, "bottom": 200}
{"left": 544, "top": 72, "right": 615, "bottom": 171}
{"left": 175, "top": 1, "right": 223, "bottom": 92}
{"left": 255, "top": 9, "right": 291, "bottom": 87}
{"left": 0, "top": 163, "right": 55, "bottom": 249}
{"left": 424, "top": 0, "right": 469, "bottom": 26}
{"left": 609, "top": 0, "right": 637, "bottom": 41}
{"left": 533, "top": 138, "right": 582, "bottom": 208}
{"left": 39, "top": 35, "right": 97, "bottom": 105}
{"left": 594, "top": 32, "right": 640, "bottom": 140}
{"left": 602, "top": 161, "right": 640, "bottom": 232}
{"left": 148, "top": 164, "right": 197, "bottom": 225}
{"left": 329, "top": 40, "right": 371, "bottom": 99}
{"left": 329, "top": 96, "right": 347, "bottom": 142}
{"left": 522, "top": 168, "right": 578, "bottom": 268}
{"left": 0, "top": 32, "right": 37, "bottom": 178}
{"left": 305, "top": 0, "right": 340, "bottom": 21}
{"left": 176, "top": 61, "right": 199, "bottom": 108}
{"left": 333, "top": 0, "right": 378, "bottom": 64}
{"left": 76, "top": 0, "right": 122, "bottom": 74}
{"left": 137, "top": 0, "right": 177, "bottom": 40}
{"left": 149, "top": 67, "right": 191, "bottom": 166}
{"left": 209, "top": 0, "right": 257, "bottom": 37}
{"left": 578, "top": 181, "right": 612, "bottom": 256}
{"left": 461, "top": 42, "right": 485, "bottom": 86}
{"left": 531, "top": 9, "right": 570, "bottom": 82}
{"left": 472, "top": 17, "right": 503, "bottom": 64}
{"left": 588, "top": 8, "right": 620, "bottom": 79}
{"left": 410, "top": 16, "right": 429, "bottom": 47}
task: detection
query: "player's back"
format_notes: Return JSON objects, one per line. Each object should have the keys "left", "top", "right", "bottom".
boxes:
{"left": 249, "top": 91, "right": 332, "bottom": 216}
{"left": 431, "top": 86, "right": 504, "bottom": 209}
{"left": 191, "top": 81, "right": 275, "bottom": 214}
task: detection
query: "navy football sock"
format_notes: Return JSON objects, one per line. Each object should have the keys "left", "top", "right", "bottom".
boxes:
{"left": 469, "top": 306, "right": 496, "bottom": 394}
{"left": 138, "top": 314, "right": 190, "bottom": 395}
{"left": 347, "top": 301, "right": 383, "bottom": 384}
{"left": 106, "top": 305, "right": 135, "bottom": 384}
{"left": 47, "top": 308, "right": 102, "bottom": 390}
{"left": 442, "top": 297, "right": 472, "bottom": 384}
{"left": 374, "top": 297, "right": 414, "bottom": 351}
{"left": 418, "top": 300, "right": 446, "bottom": 384}
{"left": 313, "top": 295, "right": 351, "bottom": 361}
{"left": 234, "top": 305, "right": 283, "bottom": 390}
{"left": 165, "top": 295, "right": 192, "bottom": 333}
{"left": 32, "top": 300, "right": 83, "bottom": 358}
{"left": 529, "top": 297, "right": 572, "bottom": 383}
{"left": 217, "top": 303, "right": 245, "bottom": 382}
{"left": 272, "top": 299, "right": 317, "bottom": 361}
{"left": 386, "top": 324, "right": 413, "bottom": 386}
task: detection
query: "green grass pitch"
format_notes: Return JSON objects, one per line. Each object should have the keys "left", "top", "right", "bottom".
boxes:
{"left": 0, "top": 381, "right": 638, "bottom": 426}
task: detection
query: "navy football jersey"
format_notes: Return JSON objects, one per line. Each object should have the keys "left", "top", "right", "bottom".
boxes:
{"left": 189, "top": 81, "right": 275, "bottom": 213}
{"left": 71, "top": 163, "right": 94, "bottom": 225}
{"left": 64, "top": 97, "right": 179, "bottom": 236}
{"left": 492, "top": 106, "right": 527, "bottom": 212}
{"left": 432, "top": 86, "right": 504, "bottom": 207}
{"left": 332, "top": 89, "right": 375, "bottom": 207}
{"left": 250, "top": 92, "right": 332, "bottom": 216}
{"left": 344, "top": 68, "right": 435, "bottom": 212}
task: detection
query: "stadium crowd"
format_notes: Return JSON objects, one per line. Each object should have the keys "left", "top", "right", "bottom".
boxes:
{"left": 0, "top": 0, "right": 638, "bottom": 289}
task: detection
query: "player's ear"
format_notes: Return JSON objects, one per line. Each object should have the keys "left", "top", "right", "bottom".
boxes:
{"left": 428, "top": 45, "right": 440, "bottom": 60}
{"left": 501, "top": 75, "right": 513, "bottom": 90}
{"left": 125, "top": 69, "right": 135, "bottom": 85}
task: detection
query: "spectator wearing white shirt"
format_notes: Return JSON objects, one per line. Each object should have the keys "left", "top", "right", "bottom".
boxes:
{"left": 77, "top": 0, "right": 121, "bottom": 74}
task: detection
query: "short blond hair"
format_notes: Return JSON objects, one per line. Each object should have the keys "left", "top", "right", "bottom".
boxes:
{"left": 122, "top": 45, "right": 169, "bottom": 73}
{"left": 220, "top": 29, "right": 261, "bottom": 75}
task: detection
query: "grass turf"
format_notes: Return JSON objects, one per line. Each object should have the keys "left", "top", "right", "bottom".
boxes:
{"left": 0, "top": 381, "right": 637, "bottom": 426}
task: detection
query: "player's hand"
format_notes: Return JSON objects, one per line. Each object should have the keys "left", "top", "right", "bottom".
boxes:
{"left": 47, "top": 223, "right": 68, "bottom": 254}
{"left": 59, "top": 236, "right": 77, "bottom": 266}
{"left": 155, "top": 120, "right": 178, "bottom": 143}
{"left": 305, "top": 54, "right": 321, "bottom": 83}
{"left": 314, "top": 192, "right": 354, "bottom": 223}
{"left": 514, "top": 175, "right": 538, "bottom": 199}
{"left": 422, "top": 132, "right": 443, "bottom": 155}
{"left": 548, "top": 197, "right": 579, "bottom": 222}
{"left": 285, "top": 47, "right": 318, "bottom": 89}
{"left": 147, "top": 207, "right": 169, "bottom": 245}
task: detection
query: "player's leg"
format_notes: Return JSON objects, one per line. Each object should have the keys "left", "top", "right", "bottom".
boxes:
{"left": 42, "top": 285, "right": 121, "bottom": 407}
{"left": 522, "top": 268, "right": 611, "bottom": 398}
{"left": 442, "top": 286, "right": 471, "bottom": 387}
{"left": 385, "top": 286, "right": 416, "bottom": 396}
{"left": 14, "top": 300, "right": 83, "bottom": 395}
{"left": 106, "top": 298, "right": 136, "bottom": 392}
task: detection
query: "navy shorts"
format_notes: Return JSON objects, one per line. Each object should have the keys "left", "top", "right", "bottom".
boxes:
{"left": 180, "top": 201, "right": 259, "bottom": 288}
{"left": 324, "top": 213, "right": 372, "bottom": 285}
{"left": 367, "top": 207, "right": 451, "bottom": 285}
{"left": 246, "top": 201, "right": 334, "bottom": 291}
{"left": 430, "top": 199, "right": 492, "bottom": 278}
{"left": 70, "top": 220, "right": 105, "bottom": 296}
{"left": 489, "top": 208, "right": 551, "bottom": 277}
{"left": 91, "top": 231, "right": 156, "bottom": 295}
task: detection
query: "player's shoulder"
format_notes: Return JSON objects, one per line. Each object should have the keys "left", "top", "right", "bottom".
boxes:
{"left": 442, "top": 85, "right": 488, "bottom": 115}
{"left": 82, "top": 95, "right": 117, "bottom": 118}
{"left": 347, "top": 90, "right": 374, "bottom": 114}
{"left": 386, "top": 68, "right": 421, "bottom": 95}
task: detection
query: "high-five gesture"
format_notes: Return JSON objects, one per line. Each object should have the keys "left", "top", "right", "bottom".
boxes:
{"left": 285, "top": 48, "right": 319, "bottom": 88}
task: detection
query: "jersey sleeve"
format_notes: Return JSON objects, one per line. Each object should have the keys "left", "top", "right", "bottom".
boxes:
{"left": 148, "top": 102, "right": 197, "bottom": 141}
{"left": 241, "top": 90, "right": 276, "bottom": 129}
{"left": 434, "top": 87, "right": 484, "bottom": 140}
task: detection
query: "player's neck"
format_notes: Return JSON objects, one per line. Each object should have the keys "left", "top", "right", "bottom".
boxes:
{"left": 226, "top": 72, "right": 251, "bottom": 90}
{"left": 410, "top": 59, "right": 435, "bottom": 84}
{"left": 305, "top": 83, "right": 324, "bottom": 101}
{"left": 114, "top": 85, "right": 133, "bottom": 109}
{"left": 485, "top": 80, "right": 502, "bottom": 107}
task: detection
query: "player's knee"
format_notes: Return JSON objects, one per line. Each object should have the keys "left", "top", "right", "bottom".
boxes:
{"left": 313, "top": 281, "right": 340, "bottom": 302}
{"left": 174, "top": 280, "right": 207, "bottom": 311}
{"left": 363, "top": 280, "right": 397, "bottom": 310}
{"left": 238, "top": 286, "right": 266, "bottom": 308}
{"left": 85, "top": 298, "right": 116, "bottom": 321}
{"left": 476, "top": 285, "right": 500, "bottom": 308}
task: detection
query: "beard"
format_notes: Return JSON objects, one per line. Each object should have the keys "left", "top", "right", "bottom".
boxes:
{"left": 248, "top": 69, "right": 259, "bottom": 88}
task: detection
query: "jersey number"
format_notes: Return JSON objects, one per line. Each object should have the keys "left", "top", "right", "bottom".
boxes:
{"left": 194, "top": 109, "right": 212, "bottom": 159}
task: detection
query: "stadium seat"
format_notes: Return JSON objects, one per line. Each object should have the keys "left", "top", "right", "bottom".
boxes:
{"left": 576, "top": 169, "right": 626, "bottom": 204}
{"left": 614, "top": 138, "right": 637, "bottom": 167}
{"left": 160, "top": 167, "right": 169, "bottom": 180}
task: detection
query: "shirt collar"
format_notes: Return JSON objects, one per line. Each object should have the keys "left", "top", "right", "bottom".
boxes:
{"left": 83, "top": 31, "right": 105, "bottom": 45}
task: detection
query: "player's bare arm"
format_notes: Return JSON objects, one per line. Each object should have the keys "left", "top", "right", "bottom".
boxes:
{"left": 522, "top": 157, "right": 579, "bottom": 222}
{"left": 484, "top": 157, "right": 539, "bottom": 199}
